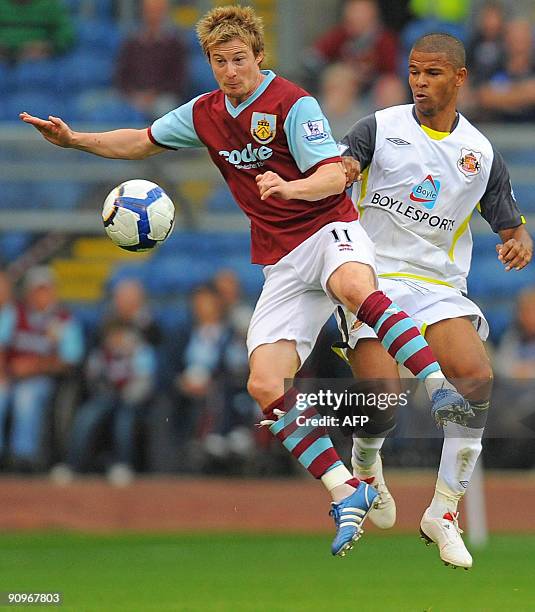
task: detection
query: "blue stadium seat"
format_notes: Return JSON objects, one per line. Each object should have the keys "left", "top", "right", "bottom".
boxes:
{"left": 34, "top": 181, "right": 87, "bottom": 209}
{"left": 58, "top": 51, "right": 114, "bottom": 91}
{"left": 0, "top": 61, "right": 13, "bottom": 95}
{"left": 158, "top": 231, "right": 250, "bottom": 258}
{"left": 220, "top": 256, "right": 264, "bottom": 297}
{"left": 483, "top": 302, "right": 514, "bottom": 342}
{"left": 509, "top": 185, "right": 535, "bottom": 212}
{"left": 0, "top": 92, "right": 67, "bottom": 122}
{"left": 205, "top": 185, "right": 237, "bottom": 213}
{"left": 0, "top": 182, "right": 36, "bottom": 209}
{"left": 0, "top": 232, "right": 33, "bottom": 262}
{"left": 75, "top": 18, "right": 122, "bottom": 57}
{"left": 468, "top": 252, "right": 535, "bottom": 299}
{"left": 12, "top": 59, "right": 63, "bottom": 94}
{"left": 73, "top": 91, "right": 147, "bottom": 124}
{"left": 188, "top": 54, "right": 217, "bottom": 96}
{"left": 144, "top": 256, "right": 213, "bottom": 294}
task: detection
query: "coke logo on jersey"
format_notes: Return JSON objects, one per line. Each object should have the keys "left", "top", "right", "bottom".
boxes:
{"left": 219, "top": 143, "right": 273, "bottom": 168}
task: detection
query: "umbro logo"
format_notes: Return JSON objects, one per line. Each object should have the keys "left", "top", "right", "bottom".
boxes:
{"left": 386, "top": 137, "right": 411, "bottom": 146}
{"left": 459, "top": 480, "right": 469, "bottom": 488}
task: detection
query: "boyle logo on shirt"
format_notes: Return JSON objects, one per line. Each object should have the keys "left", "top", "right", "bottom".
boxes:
{"left": 409, "top": 175, "right": 441, "bottom": 210}
{"left": 251, "top": 112, "right": 277, "bottom": 144}
{"left": 302, "top": 119, "right": 329, "bottom": 143}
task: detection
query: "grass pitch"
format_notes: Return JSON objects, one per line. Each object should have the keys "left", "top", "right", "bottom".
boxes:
{"left": 0, "top": 532, "right": 533, "bottom": 611}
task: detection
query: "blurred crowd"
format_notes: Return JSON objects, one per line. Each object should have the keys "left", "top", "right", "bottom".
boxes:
{"left": 1, "top": 264, "right": 534, "bottom": 482}
{"left": 1, "top": 0, "right": 535, "bottom": 125}
{"left": 1, "top": 1, "right": 535, "bottom": 481}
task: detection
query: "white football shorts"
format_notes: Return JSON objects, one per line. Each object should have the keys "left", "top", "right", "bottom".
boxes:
{"left": 335, "top": 277, "right": 489, "bottom": 350}
{"left": 247, "top": 220, "right": 376, "bottom": 367}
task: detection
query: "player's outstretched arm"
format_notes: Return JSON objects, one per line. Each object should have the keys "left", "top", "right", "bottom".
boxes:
{"left": 19, "top": 112, "right": 163, "bottom": 160}
{"left": 496, "top": 224, "right": 533, "bottom": 271}
{"left": 256, "top": 162, "right": 346, "bottom": 202}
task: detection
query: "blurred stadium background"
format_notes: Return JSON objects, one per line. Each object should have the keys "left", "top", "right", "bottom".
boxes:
{"left": 1, "top": 0, "right": 535, "bottom": 610}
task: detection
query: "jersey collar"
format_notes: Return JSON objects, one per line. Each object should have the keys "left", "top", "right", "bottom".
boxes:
{"left": 224, "top": 70, "right": 276, "bottom": 118}
{"left": 411, "top": 105, "right": 460, "bottom": 139}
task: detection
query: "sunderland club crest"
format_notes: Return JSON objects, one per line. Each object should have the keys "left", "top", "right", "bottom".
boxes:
{"left": 458, "top": 148, "right": 482, "bottom": 176}
{"left": 251, "top": 112, "right": 277, "bottom": 144}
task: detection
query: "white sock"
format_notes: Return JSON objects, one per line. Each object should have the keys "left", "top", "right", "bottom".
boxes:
{"left": 352, "top": 437, "right": 385, "bottom": 471}
{"left": 423, "top": 371, "right": 455, "bottom": 400}
{"left": 429, "top": 421, "right": 483, "bottom": 518}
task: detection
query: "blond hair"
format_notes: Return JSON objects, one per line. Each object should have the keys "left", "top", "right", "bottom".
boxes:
{"left": 196, "top": 5, "right": 264, "bottom": 58}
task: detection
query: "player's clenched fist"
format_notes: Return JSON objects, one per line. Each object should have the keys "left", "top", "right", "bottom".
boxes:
{"left": 256, "top": 171, "right": 293, "bottom": 201}
{"left": 19, "top": 112, "right": 74, "bottom": 148}
{"left": 496, "top": 238, "right": 533, "bottom": 271}
{"left": 341, "top": 156, "right": 362, "bottom": 188}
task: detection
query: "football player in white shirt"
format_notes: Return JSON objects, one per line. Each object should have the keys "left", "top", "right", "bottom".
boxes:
{"left": 338, "top": 33, "right": 532, "bottom": 569}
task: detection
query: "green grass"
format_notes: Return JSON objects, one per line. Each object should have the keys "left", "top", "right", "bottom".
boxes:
{"left": 0, "top": 532, "right": 533, "bottom": 611}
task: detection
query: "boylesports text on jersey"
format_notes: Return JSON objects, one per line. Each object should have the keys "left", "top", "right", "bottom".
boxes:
{"left": 370, "top": 191, "right": 455, "bottom": 231}
{"left": 219, "top": 142, "right": 273, "bottom": 170}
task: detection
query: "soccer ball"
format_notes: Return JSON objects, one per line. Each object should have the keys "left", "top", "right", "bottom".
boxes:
{"left": 102, "top": 179, "right": 175, "bottom": 252}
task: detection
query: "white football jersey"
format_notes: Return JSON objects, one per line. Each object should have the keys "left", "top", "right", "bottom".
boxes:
{"left": 340, "top": 104, "right": 522, "bottom": 292}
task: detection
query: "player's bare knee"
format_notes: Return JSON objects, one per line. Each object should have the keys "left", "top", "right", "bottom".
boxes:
{"left": 247, "top": 374, "right": 279, "bottom": 409}
{"left": 457, "top": 364, "right": 494, "bottom": 401}
{"left": 329, "top": 263, "right": 376, "bottom": 311}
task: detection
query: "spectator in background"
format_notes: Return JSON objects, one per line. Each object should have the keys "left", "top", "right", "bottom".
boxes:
{"left": 213, "top": 268, "right": 253, "bottom": 335}
{"left": 64, "top": 321, "right": 156, "bottom": 485}
{"left": 0, "top": 267, "right": 83, "bottom": 470}
{"left": 466, "top": 1, "right": 507, "bottom": 86}
{"left": 372, "top": 73, "right": 408, "bottom": 109}
{"left": 475, "top": 19, "right": 535, "bottom": 121}
{"left": 0, "top": 0, "right": 74, "bottom": 64}
{"left": 115, "top": 0, "right": 189, "bottom": 120}
{"left": 494, "top": 288, "right": 535, "bottom": 378}
{"left": 172, "top": 285, "right": 232, "bottom": 463}
{"left": 102, "top": 279, "right": 161, "bottom": 348}
{"left": 306, "top": 0, "right": 398, "bottom": 94}
{"left": 318, "top": 62, "right": 373, "bottom": 141}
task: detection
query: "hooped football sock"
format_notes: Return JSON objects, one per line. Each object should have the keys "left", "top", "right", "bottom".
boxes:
{"left": 264, "top": 389, "right": 355, "bottom": 493}
{"left": 358, "top": 291, "right": 446, "bottom": 398}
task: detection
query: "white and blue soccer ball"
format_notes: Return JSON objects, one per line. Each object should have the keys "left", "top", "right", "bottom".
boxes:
{"left": 102, "top": 179, "right": 175, "bottom": 252}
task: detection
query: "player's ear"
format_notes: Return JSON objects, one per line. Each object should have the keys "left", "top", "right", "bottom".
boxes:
{"left": 256, "top": 51, "right": 264, "bottom": 66}
{"left": 456, "top": 67, "right": 468, "bottom": 88}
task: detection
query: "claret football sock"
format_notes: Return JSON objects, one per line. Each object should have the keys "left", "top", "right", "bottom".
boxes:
{"left": 262, "top": 389, "right": 356, "bottom": 499}
{"left": 357, "top": 291, "right": 448, "bottom": 396}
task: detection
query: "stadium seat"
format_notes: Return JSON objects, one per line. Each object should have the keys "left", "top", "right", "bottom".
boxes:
{"left": 1, "top": 92, "right": 67, "bottom": 122}
{"left": 33, "top": 181, "right": 87, "bottom": 210}
{"left": 188, "top": 54, "right": 218, "bottom": 96}
{"left": 12, "top": 59, "right": 63, "bottom": 94}
{"left": 73, "top": 91, "right": 147, "bottom": 125}
{"left": 205, "top": 185, "right": 237, "bottom": 213}
{"left": 0, "top": 232, "right": 33, "bottom": 262}
{"left": 75, "top": 18, "right": 122, "bottom": 57}
{"left": 58, "top": 51, "right": 115, "bottom": 91}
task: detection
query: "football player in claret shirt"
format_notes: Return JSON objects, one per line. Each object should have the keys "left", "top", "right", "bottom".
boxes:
{"left": 21, "top": 5, "right": 470, "bottom": 557}
{"left": 338, "top": 33, "right": 532, "bottom": 568}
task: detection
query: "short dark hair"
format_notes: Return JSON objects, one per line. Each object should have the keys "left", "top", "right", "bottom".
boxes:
{"left": 411, "top": 33, "right": 466, "bottom": 69}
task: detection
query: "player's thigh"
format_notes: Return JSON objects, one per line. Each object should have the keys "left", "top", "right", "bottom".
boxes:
{"left": 248, "top": 340, "right": 301, "bottom": 408}
{"left": 425, "top": 317, "right": 493, "bottom": 400}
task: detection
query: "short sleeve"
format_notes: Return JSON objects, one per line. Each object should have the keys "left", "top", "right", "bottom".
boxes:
{"left": 149, "top": 95, "right": 205, "bottom": 150}
{"left": 479, "top": 149, "right": 524, "bottom": 232}
{"left": 283, "top": 96, "right": 341, "bottom": 173}
{"left": 339, "top": 113, "right": 377, "bottom": 170}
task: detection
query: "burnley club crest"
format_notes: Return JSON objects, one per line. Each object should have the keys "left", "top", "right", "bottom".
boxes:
{"left": 251, "top": 113, "right": 277, "bottom": 144}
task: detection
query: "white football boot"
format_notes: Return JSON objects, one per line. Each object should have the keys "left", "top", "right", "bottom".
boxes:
{"left": 420, "top": 508, "right": 473, "bottom": 569}
{"left": 352, "top": 454, "right": 396, "bottom": 529}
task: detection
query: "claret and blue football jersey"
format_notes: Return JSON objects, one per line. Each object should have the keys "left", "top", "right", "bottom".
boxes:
{"left": 149, "top": 70, "right": 357, "bottom": 265}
